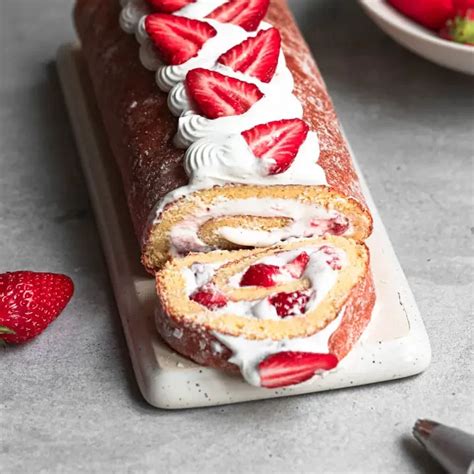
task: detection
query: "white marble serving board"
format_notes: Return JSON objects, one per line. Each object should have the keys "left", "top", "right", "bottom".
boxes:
{"left": 57, "top": 43, "right": 431, "bottom": 409}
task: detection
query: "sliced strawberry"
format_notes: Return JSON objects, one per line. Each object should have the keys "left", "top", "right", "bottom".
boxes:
{"left": 217, "top": 28, "right": 280, "bottom": 83}
{"left": 269, "top": 290, "right": 310, "bottom": 318}
{"left": 283, "top": 252, "right": 310, "bottom": 279}
{"left": 242, "top": 119, "right": 309, "bottom": 175}
{"left": 259, "top": 351, "right": 338, "bottom": 388}
{"left": 145, "top": 0, "right": 195, "bottom": 13}
{"left": 190, "top": 286, "right": 228, "bottom": 309}
{"left": 387, "top": 0, "right": 454, "bottom": 30}
{"left": 185, "top": 68, "right": 263, "bottom": 119}
{"left": 206, "top": 0, "right": 270, "bottom": 32}
{"left": 240, "top": 263, "right": 281, "bottom": 287}
{"left": 145, "top": 14, "right": 216, "bottom": 65}
{"left": 440, "top": 10, "right": 474, "bottom": 44}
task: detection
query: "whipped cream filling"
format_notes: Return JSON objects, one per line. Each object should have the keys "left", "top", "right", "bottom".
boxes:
{"left": 168, "top": 198, "right": 350, "bottom": 255}
{"left": 136, "top": 18, "right": 256, "bottom": 91}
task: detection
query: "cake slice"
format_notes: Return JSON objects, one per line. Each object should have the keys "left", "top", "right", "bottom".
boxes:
{"left": 156, "top": 235, "right": 375, "bottom": 388}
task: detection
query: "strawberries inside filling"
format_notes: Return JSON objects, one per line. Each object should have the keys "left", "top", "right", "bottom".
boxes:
{"left": 189, "top": 247, "right": 343, "bottom": 318}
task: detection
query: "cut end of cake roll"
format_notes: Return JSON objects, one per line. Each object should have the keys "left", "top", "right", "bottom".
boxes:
{"left": 155, "top": 235, "right": 375, "bottom": 388}
{"left": 142, "top": 184, "right": 373, "bottom": 272}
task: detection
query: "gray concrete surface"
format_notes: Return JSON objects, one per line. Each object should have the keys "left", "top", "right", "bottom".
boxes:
{"left": 1, "top": 0, "right": 473, "bottom": 472}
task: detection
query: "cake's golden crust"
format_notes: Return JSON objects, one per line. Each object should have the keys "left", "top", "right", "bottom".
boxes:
{"left": 74, "top": 0, "right": 372, "bottom": 270}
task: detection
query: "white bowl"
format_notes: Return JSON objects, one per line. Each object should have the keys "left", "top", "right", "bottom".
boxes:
{"left": 359, "top": 0, "right": 474, "bottom": 75}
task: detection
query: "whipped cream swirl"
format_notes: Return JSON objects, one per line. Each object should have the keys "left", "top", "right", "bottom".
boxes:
{"left": 184, "top": 132, "right": 326, "bottom": 187}
{"left": 175, "top": 92, "right": 303, "bottom": 148}
{"left": 119, "top": 0, "right": 149, "bottom": 34}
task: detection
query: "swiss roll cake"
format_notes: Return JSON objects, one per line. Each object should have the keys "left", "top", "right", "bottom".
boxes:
{"left": 74, "top": 0, "right": 377, "bottom": 388}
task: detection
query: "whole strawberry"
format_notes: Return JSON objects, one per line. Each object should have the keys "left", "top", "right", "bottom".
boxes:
{"left": 0, "top": 271, "right": 74, "bottom": 344}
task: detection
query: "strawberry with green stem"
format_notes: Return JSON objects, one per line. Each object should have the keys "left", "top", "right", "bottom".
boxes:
{"left": 440, "top": 7, "right": 474, "bottom": 44}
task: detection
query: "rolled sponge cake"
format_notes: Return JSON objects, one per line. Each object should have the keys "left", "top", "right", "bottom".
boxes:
{"left": 73, "top": 0, "right": 373, "bottom": 272}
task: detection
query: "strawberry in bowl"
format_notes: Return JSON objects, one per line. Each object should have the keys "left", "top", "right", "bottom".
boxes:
{"left": 0, "top": 271, "right": 74, "bottom": 344}
{"left": 440, "top": 6, "right": 474, "bottom": 44}
{"left": 387, "top": 0, "right": 474, "bottom": 45}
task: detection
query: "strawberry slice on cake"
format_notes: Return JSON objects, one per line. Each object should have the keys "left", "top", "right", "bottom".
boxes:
{"left": 185, "top": 68, "right": 264, "bottom": 119}
{"left": 145, "top": 0, "right": 195, "bottom": 13}
{"left": 218, "top": 27, "right": 281, "bottom": 83}
{"left": 155, "top": 236, "right": 373, "bottom": 388}
{"left": 190, "top": 284, "right": 228, "bottom": 309}
{"left": 239, "top": 252, "right": 310, "bottom": 287}
{"left": 206, "top": 0, "right": 270, "bottom": 32}
{"left": 258, "top": 351, "right": 338, "bottom": 388}
{"left": 242, "top": 118, "right": 310, "bottom": 175}
{"left": 145, "top": 14, "right": 217, "bottom": 65}
{"left": 0, "top": 271, "right": 74, "bottom": 344}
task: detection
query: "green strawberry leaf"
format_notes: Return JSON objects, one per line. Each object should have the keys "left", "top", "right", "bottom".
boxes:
{"left": 449, "top": 15, "right": 474, "bottom": 44}
{"left": 0, "top": 325, "right": 16, "bottom": 335}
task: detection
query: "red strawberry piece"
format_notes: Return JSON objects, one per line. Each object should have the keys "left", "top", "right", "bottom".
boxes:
{"left": 218, "top": 27, "right": 280, "bottom": 83}
{"left": 240, "top": 263, "right": 281, "bottom": 287}
{"left": 387, "top": 0, "right": 455, "bottom": 30}
{"left": 145, "top": 14, "right": 217, "bottom": 65}
{"left": 318, "top": 245, "right": 343, "bottom": 270}
{"left": 327, "top": 216, "right": 349, "bottom": 236}
{"left": 190, "top": 286, "right": 228, "bottom": 309}
{"left": 185, "top": 68, "right": 263, "bottom": 119}
{"left": 145, "top": 0, "right": 195, "bottom": 13}
{"left": 268, "top": 290, "right": 310, "bottom": 318}
{"left": 206, "top": 0, "right": 270, "bottom": 32}
{"left": 242, "top": 119, "right": 309, "bottom": 175}
{"left": 283, "top": 252, "right": 310, "bottom": 279}
{"left": 258, "top": 351, "right": 338, "bottom": 388}
{"left": 0, "top": 271, "right": 74, "bottom": 344}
